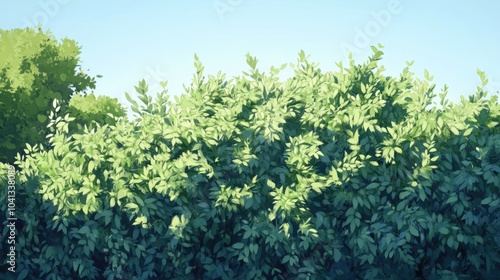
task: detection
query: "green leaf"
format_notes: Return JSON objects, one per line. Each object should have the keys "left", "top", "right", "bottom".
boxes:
{"left": 114, "top": 215, "right": 121, "bottom": 228}
{"left": 481, "top": 197, "right": 492, "bottom": 205}
{"left": 445, "top": 196, "right": 457, "bottom": 204}
{"left": 18, "top": 268, "right": 29, "bottom": 280}
{"left": 78, "top": 225, "right": 90, "bottom": 235}
{"left": 311, "top": 182, "right": 323, "bottom": 193}
{"left": 409, "top": 225, "right": 419, "bottom": 237}
{"left": 357, "top": 238, "right": 365, "bottom": 249}
{"left": 267, "top": 179, "right": 276, "bottom": 189}
{"left": 171, "top": 215, "right": 180, "bottom": 227}
{"left": 447, "top": 236, "right": 454, "bottom": 248}
{"left": 37, "top": 114, "right": 47, "bottom": 123}
{"left": 450, "top": 126, "right": 460, "bottom": 136}
{"left": 104, "top": 213, "right": 111, "bottom": 226}
{"left": 437, "top": 117, "right": 444, "bottom": 128}
{"left": 232, "top": 242, "right": 245, "bottom": 250}
{"left": 124, "top": 203, "right": 138, "bottom": 210}
{"left": 88, "top": 161, "right": 95, "bottom": 173}
{"left": 473, "top": 235, "right": 484, "bottom": 244}
{"left": 394, "top": 147, "right": 403, "bottom": 154}
{"left": 366, "top": 182, "right": 379, "bottom": 190}
{"left": 282, "top": 255, "right": 290, "bottom": 264}
{"left": 424, "top": 69, "right": 433, "bottom": 81}
{"left": 347, "top": 130, "right": 359, "bottom": 145}
{"left": 125, "top": 91, "right": 139, "bottom": 108}
{"left": 334, "top": 248, "right": 342, "bottom": 262}
{"left": 477, "top": 69, "right": 488, "bottom": 87}
{"left": 123, "top": 241, "right": 130, "bottom": 252}
{"left": 117, "top": 189, "right": 127, "bottom": 200}
{"left": 399, "top": 191, "right": 411, "bottom": 200}
{"left": 298, "top": 50, "right": 307, "bottom": 61}
{"left": 245, "top": 53, "right": 258, "bottom": 70}
{"left": 439, "top": 227, "right": 449, "bottom": 235}
{"left": 133, "top": 215, "right": 148, "bottom": 226}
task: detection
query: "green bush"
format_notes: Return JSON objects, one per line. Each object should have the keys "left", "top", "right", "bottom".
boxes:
{"left": 65, "top": 93, "right": 127, "bottom": 132}
{"left": 0, "top": 27, "right": 96, "bottom": 163}
{"left": 1, "top": 47, "right": 499, "bottom": 279}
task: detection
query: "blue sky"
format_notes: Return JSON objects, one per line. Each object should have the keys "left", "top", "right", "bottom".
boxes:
{"left": 1, "top": 1, "right": 499, "bottom": 116}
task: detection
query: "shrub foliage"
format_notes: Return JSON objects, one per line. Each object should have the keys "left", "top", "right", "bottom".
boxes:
{"left": 1, "top": 47, "right": 500, "bottom": 279}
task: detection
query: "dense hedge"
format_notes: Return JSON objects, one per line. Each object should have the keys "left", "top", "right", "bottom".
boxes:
{"left": 1, "top": 47, "right": 499, "bottom": 279}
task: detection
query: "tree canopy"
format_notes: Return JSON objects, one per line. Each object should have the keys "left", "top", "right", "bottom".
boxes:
{"left": 0, "top": 27, "right": 96, "bottom": 163}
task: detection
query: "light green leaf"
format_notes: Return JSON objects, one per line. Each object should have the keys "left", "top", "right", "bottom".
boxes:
{"left": 171, "top": 215, "right": 180, "bottom": 227}
{"left": 311, "top": 182, "right": 323, "bottom": 193}
{"left": 424, "top": 69, "right": 433, "bottom": 81}
{"left": 267, "top": 179, "right": 276, "bottom": 189}
{"left": 88, "top": 161, "right": 95, "bottom": 173}
{"left": 450, "top": 126, "right": 460, "bottom": 136}
{"left": 347, "top": 130, "right": 359, "bottom": 145}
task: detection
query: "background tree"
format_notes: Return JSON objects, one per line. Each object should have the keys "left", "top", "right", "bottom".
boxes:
{"left": 64, "top": 93, "right": 127, "bottom": 132}
{"left": 0, "top": 27, "right": 96, "bottom": 163}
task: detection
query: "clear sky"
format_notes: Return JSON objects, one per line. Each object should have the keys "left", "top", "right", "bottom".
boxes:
{"left": 2, "top": 1, "right": 499, "bottom": 116}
